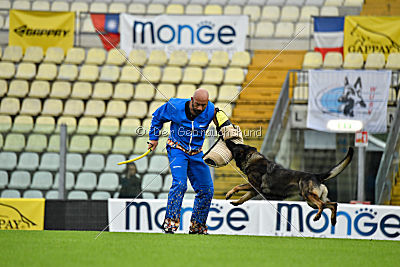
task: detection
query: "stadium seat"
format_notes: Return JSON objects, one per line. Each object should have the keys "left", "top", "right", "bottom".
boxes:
{"left": 0, "top": 97, "right": 20, "bottom": 115}
{"left": 38, "top": 152, "right": 59, "bottom": 171}
{"left": 50, "top": 81, "right": 71, "bottom": 99}
{"left": 67, "top": 190, "right": 88, "bottom": 200}
{"left": 215, "top": 102, "right": 233, "bottom": 117}
{"left": 112, "top": 136, "right": 134, "bottom": 154}
{"left": 126, "top": 101, "right": 148, "bottom": 118}
{"left": 119, "top": 118, "right": 141, "bottom": 136}
{"left": 86, "top": 48, "right": 106, "bottom": 65}
{"left": 147, "top": 3, "right": 165, "bottom": 15}
{"left": 32, "top": 1, "right": 50, "bottom": 11}
{"left": 8, "top": 80, "right": 29, "bottom": 97}
{"left": 261, "top": 6, "right": 280, "bottom": 21}
{"left": 97, "top": 173, "right": 119, "bottom": 191}
{"left": 141, "top": 173, "right": 163, "bottom": 192}
{"left": 224, "top": 5, "right": 242, "bottom": 15}
{"left": 0, "top": 171, "right": 7, "bottom": 189}
{"left": 365, "top": 53, "right": 385, "bottom": 69}
{"left": 63, "top": 99, "right": 84, "bottom": 117}
{"left": 280, "top": 6, "right": 300, "bottom": 22}
{"left": 105, "top": 100, "right": 126, "bottom": 118}
{"left": 19, "top": 98, "right": 41, "bottom": 116}
{"left": 33, "top": 116, "right": 55, "bottom": 134}
{"left": 162, "top": 174, "right": 172, "bottom": 192}
{"left": 147, "top": 101, "right": 166, "bottom": 117}
{"left": 0, "top": 152, "right": 17, "bottom": 170}
{"left": 23, "top": 46, "right": 43, "bottom": 63}
{"left": 1, "top": 189, "right": 21, "bottom": 198}
{"left": 104, "top": 154, "right": 126, "bottom": 173}
{"left": 30, "top": 171, "right": 52, "bottom": 190}
{"left": 71, "top": 82, "right": 92, "bottom": 100}
{"left": 12, "top": 115, "right": 33, "bottom": 133}
{"left": 133, "top": 136, "right": 150, "bottom": 154}
{"left": 0, "top": 62, "right": 15, "bottom": 79}
{"left": 25, "top": 134, "right": 47, "bottom": 152}
{"left": 99, "top": 66, "right": 120, "bottom": 82}
{"left": 119, "top": 66, "right": 141, "bottom": 83}
{"left": 140, "top": 66, "right": 161, "bottom": 83}
{"left": 15, "top": 62, "right": 36, "bottom": 80}
{"left": 142, "top": 118, "right": 152, "bottom": 132}
{"left": 166, "top": 3, "right": 184, "bottom": 14}
{"left": 128, "top": 3, "right": 146, "bottom": 14}
{"left": 148, "top": 155, "right": 170, "bottom": 174}
{"left": 29, "top": 80, "right": 50, "bottom": 98}
{"left": 303, "top": 51, "right": 323, "bottom": 69}
{"left": 218, "top": 85, "right": 239, "bottom": 102}
{"left": 343, "top": 0, "right": 363, "bottom": 7}
{"left": 36, "top": 63, "right": 57, "bottom": 80}
{"left": 320, "top": 6, "right": 339, "bottom": 16}
{"left": 343, "top": 52, "right": 364, "bottom": 69}
{"left": 161, "top": 66, "right": 182, "bottom": 84}
{"left": 148, "top": 50, "right": 168, "bottom": 66}
{"left": 3, "top": 133, "right": 25, "bottom": 152}
{"left": 199, "top": 84, "right": 217, "bottom": 101}
{"left": 51, "top": 2, "right": 69, "bottom": 12}
{"left": 90, "top": 135, "right": 112, "bottom": 154}
{"left": 176, "top": 84, "right": 196, "bottom": 99}
{"left": 385, "top": 53, "right": 400, "bottom": 70}
{"left": 106, "top": 48, "right": 126, "bottom": 66}
{"left": 66, "top": 153, "right": 83, "bottom": 172}
{"left": 78, "top": 65, "right": 99, "bottom": 82}
{"left": 0, "top": 80, "right": 6, "bottom": 97}
{"left": 109, "top": 3, "right": 127, "bottom": 14}
{"left": 64, "top": 47, "right": 85, "bottom": 65}
{"left": 113, "top": 83, "right": 134, "bottom": 100}
{"left": 274, "top": 22, "right": 294, "bottom": 38}
{"left": 76, "top": 117, "right": 98, "bottom": 135}
{"left": 53, "top": 172, "right": 75, "bottom": 190}
{"left": 41, "top": 99, "right": 63, "bottom": 116}
{"left": 209, "top": 51, "right": 229, "bottom": 68}
{"left": 203, "top": 67, "right": 224, "bottom": 84}
{"left": 168, "top": 50, "right": 188, "bottom": 67}
{"left": 91, "top": 191, "right": 111, "bottom": 200}
{"left": 296, "top": 22, "right": 312, "bottom": 38}
{"left": 92, "top": 82, "right": 113, "bottom": 100}
{"left": 141, "top": 192, "right": 155, "bottom": 199}
{"left": 299, "top": 6, "right": 319, "bottom": 22}
{"left": 204, "top": 4, "right": 222, "bottom": 15}
{"left": 46, "top": 134, "right": 60, "bottom": 152}
{"left": 186, "top": 4, "right": 203, "bottom": 14}
{"left": 230, "top": 51, "right": 251, "bottom": 68}
{"left": 69, "top": 135, "right": 90, "bottom": 154}
{"left": 90, "top": 2, "right": 107, "bottom": 13}
{"left": 84, "top": 100, "right": 105, "bottom": 117}
{"left": 128, "top": 49, "right": 147, "bottom": 66}
{"left": 0, "top": 115, "right": 12, "bottom": 133}
{"left": 134, "top": 83, "right": 155, "bottom": 101}
{"left": 158, "top": 192, "right": 168, "bottom": 199}
{"left": 2, "top": 45, "right": 23, "bottom": 62}
{"left": 182, "top": 67, "right": 203, "bottom": 84}
{"left": 45, "top": 190, "right": 59, "bottom": 199}
{"left": 8, "top": 171, "right": 30, "bottom": 189}
{"left": 17, "top": 152, "right": 39, "bottom": 171}
{"left": 57, "top": 64, "right": 78, "bottom": 81}
{"left": 74, "top": 172, "right": 97, "bottom": 191}
{"left": 82, "top": 154, "right": 105, "bottom": 172}
{"left": 154, "top": 83, "right": 175, "bottom": 101}
{"left": 224, "top": 68, "right": 245, "bottom": 85}
{"left": 189, "top": 51, "right": 209, "bottom": 67}
{"left": 243, "top": 5, "right": 261, "bottom": 21}
{"left": 98, "top": 117, "right": 119, "bottom": 135}
{"left": 56, "top": 116, "right": 77, "bottom": 134}
{"left": 70, "top": 2, "right": 89, "bottom": 13}
{"left": 44, "top": 47, "right": 64, "bottom": 64}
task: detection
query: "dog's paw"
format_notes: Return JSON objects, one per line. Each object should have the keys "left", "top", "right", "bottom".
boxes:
{"left": 225, "top": 193, "right": 233, "bottom": 200}
{"left": 313, "top": 214, "right": 321, "bottom": 221}
{"left": 331, "top": 217, "right": 337, "bottom": 226}
{"left": 230, "top": 201, "right": 241, "bottom": 206}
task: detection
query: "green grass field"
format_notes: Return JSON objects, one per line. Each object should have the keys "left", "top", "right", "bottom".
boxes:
{"left": 1, "top": 230, "right": 399, "bottom": 266}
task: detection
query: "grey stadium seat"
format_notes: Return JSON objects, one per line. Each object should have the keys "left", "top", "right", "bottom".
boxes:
{"left": 91, "top": 191, "right": 111, "bottom": 200}
{"left": 53, "top": 172, "right": 75, "bottom": 190}
{"left": 23, "top": 190, "right": 43, "bottom": 198}
{"left": 104, "top": 154, "right": 126, "bottom": 173}
{"left": 67, "top": 190, "right": 88, "bottom": 200}
{"left": 45, "top": 190, "right": 59, "bottom": 199}
{"left": 0, "top": 152, "right": 17, "bottom": 170}
{"left": 1, "top": 189, "right": 21, "bottom": 198}
{"left": 96, "top": 173, "right": 119, "bottom": 191}
{"left": 30, "top": 171, "right": 53, "bottom": 190}
{"left": 141, "top": 173, "right": 163, "bottom": 192}
{"left": 82, "top": 153, "right": 105, "bottom": 172}
{"left": 8, "top": 171, "right": 30, "bottom": 189}
{"left": 142, "top": 192, "right": 155, "bottom": 199}
{"left": 38, "top": 152, "right": 59, "bottom": 171}
{"left": 17, "top": 152, "right": 39, "bottom": 171}
{"left": 74, "top": 172, "right": 97, "bottom": 191}
{"left": 148, "top": 155, "right": 169, "bottom": 174}
{"left": 66, "top": 153, "right": 83, "bottom": 172}
{"left": 0, "top": 171, "right": 8, "bottom": 189}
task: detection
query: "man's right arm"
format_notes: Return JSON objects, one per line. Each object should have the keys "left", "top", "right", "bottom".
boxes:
{"left": 148, "top": 102, "right": 172, "bottom": 150}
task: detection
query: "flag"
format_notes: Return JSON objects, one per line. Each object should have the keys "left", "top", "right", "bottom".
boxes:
{"left": 313, "top": 16, "right": 344, "bottom": 58}
{"left": 91, "top": 14, "right": 120, "bottom": 51}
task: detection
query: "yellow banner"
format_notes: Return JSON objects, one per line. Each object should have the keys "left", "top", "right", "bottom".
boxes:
{"left": 9, "top": 10, "right": 75, "bottom": 54}
{"left": 0, "top": 198, "right": 45, "bottom": 230}
{"left": 344, "top": 16, "right": 400, "bottom": 59}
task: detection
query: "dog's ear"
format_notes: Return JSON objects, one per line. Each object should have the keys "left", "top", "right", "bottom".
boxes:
{"left": 354, "top": 77, "right": 362, "bottom": 90}
{"left": 344, "top": 76, "right": 349, "bottom": 86}
{"left": 225, "top": 139, "right": 235, "bottom": 151}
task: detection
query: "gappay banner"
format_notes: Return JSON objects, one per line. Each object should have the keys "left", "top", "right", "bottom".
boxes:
{"left": 9, "top": 10, "right": 75, "bottom": 54}
{"left": 307, "top": 70, "right": 390, "bottom": 133}
{"left": 120, "top": 14, "right": 248, "bottom": 55}
{"left": 0, "top": 198, "right": 45, "bottom": 230}
{"left": 344, "top": 16, "right": 400, "bottom": 59}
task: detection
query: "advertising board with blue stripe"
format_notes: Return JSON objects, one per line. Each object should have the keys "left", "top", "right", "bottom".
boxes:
{"left": 108, "top": 199, "right": 400, "bottom": 240}
{"left": 120, "top": 14, "right": 248, "bottom": 55}
{"left": 307, "top": 70, "right": 390, "bottom": 133}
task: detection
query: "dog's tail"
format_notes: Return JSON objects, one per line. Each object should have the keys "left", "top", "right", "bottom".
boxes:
{"left": 318, "top": 147, "right": 354, "bottom": 182}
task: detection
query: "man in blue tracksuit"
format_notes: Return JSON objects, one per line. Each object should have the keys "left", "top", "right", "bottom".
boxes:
{"left": 148, "top": 88, "right": 216, "bottom": 234}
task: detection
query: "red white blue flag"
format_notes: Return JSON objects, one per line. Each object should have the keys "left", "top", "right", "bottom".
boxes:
{"left": 91, "top": 14, "right": 120, "bottom": 51}
{"left": 314, "top": 16, "right": 344, "bottom": 58}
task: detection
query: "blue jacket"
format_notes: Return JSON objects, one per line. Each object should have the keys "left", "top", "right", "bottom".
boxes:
{"left": 149, "top": 98, "right": 215, "bottom": 152}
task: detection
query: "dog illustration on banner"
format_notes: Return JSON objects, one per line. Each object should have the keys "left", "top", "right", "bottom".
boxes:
{"left": 338, "top": 76, "right": 366, "bottom": 117}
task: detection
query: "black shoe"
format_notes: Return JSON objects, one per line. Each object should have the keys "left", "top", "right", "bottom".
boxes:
{"left": 162, "top": 218, "right": 179, "bottom": 234}
{"left": 189, "top": 221, "right": 209, "bottom": 235}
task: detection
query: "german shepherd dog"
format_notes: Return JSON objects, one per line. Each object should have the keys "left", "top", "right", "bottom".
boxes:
{"left": 225, "top": 139, "right": 353, "bottom": 226}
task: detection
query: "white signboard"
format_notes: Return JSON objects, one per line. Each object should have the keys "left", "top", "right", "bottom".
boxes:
{"left": 120, "top": 14, "right": 248, "bottom": 55}
{"left": 108, "top": 199, "right": 400, "bottom": 240}
{"left": 307, "top": 70, "right": 390, "bottom": 133}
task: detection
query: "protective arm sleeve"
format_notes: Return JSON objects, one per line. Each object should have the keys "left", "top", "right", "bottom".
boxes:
{"left": 149, "top": 102, "right": 172, "bottom": 141}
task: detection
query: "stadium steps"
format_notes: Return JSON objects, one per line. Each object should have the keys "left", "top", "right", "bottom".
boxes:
{"left": 213, "top": 50, "right": 306, "bottom": 200}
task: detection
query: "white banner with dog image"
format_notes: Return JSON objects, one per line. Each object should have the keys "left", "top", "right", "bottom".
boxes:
{"left": 108, "top": 199, "right": 400, "bottom": 240}
{"left": 307, "top": 70, "right": 391, "bottom": 133}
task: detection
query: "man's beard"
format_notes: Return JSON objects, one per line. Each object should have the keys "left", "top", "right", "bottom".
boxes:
{"left": 192, "top": 102, "right": 202, "bottom": 115}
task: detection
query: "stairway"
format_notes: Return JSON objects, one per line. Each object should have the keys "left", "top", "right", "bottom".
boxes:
{"left": 213, "top": 50, "right": 306, "bottom": 199}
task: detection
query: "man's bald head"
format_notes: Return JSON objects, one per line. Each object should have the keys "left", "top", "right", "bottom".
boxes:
{"left": 190, "top": 88, "right": 209, "bottom": 116}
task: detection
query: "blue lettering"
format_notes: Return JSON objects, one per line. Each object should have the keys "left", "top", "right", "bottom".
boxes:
{"left": 306, "top": 210, "right": 329, "bottom": 233}
{"left": 380, "top": 214, "right": 400, "bottom": 238}
{"left": 125, "top": 201, "right": 152, "bottom": 230}
{"left": 157, "top": 24, "right": 175, "bottom": 44}
{"left": 133, "top": 21, "right": 155, "bottom": 44}
{"left": 227, "top": 208, "right": 248, "bottom": 231}
{"left": 218, "top": 25, "right": 235, "bottom": 45}
{"left": 354, "top": 213, "right": 377, "bottom": 236}
{"left": 197, "top": 25, "right": 214, "bottom": 44}
{"left": 208, "top": 207, "right": 223, "bottom": 231}
{"left": 276, "top": 203, "right": 304, "bottom": 232}
{"left": 178, "top": 25, "right": 194, "bottom": 44}
{"left": 331, "top": 211, "right": 352, "bottom": 235}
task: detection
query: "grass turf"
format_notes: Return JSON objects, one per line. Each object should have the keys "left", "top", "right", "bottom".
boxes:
{"left": 1, "top": 230, "right": 399, "bottom": 267}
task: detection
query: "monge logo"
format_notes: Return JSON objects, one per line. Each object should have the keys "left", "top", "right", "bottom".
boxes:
{"left": 124, "top": 201, "right": 249, "bottom": 231}
{"left": 132, "top": 20, "right": 236, "bottom": 45}
{"left": 276, "top": 203, "right": 400, "bottom": 238}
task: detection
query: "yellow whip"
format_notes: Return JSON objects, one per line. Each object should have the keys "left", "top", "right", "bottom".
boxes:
{"left": 117, "top": 146, "right": 153, "bottom": 165}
